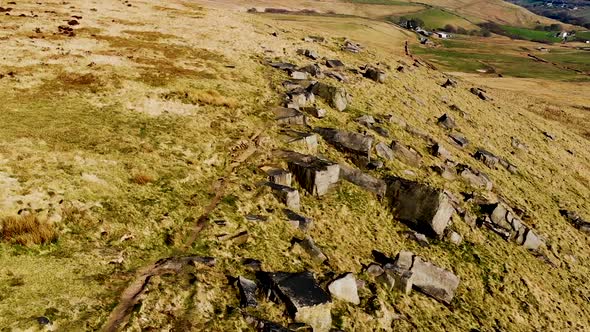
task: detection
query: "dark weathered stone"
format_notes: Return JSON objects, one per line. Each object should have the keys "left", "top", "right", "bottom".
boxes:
{"left": 365, "top": 263, "right": 385, "bottom": 277}
{"left": 326, "top": 59, "right": 344, "bottom": 68}
{"left": 266, "top": 182, "right": 301, "bottom": 210}
{"left": 474, "top": 149, "right": 499, "bottom": 169}
{"left": 314, "top": 128, "right": 373, "bottom": 156}
{"left": 273, "top": 107, "right": 307, "bottom": 125}
{"left": 259, "top": 271, "right": 332, "bottom": 331}
{"left": 386, "top": 177, "right": 455, "bottom": 237}
{"left": 431, "top": 164, "right": 456, "bottom": 181}
{"left": 284, "top": 209, "right": 313, "bottom": 231}
{"left": 543, "top": 131, "right": 555, "bottom": 140}
{"left": 364, "top": 68, "right": 386, "bottom": 83}
{"left": 325, "top": 71, "right": 347, "bottom": 82}
{"left": 373, "top": 125, "right": 390, "bottom": 138}
{"left": 338, "top": 163, "right": 387, "bottom": 197}
{"left": 390, "top": 141, "right": 422, "bottom": 167}
{"left": 356, "top": 115, "right": 375, "bottom": 127}
{"left": 311, "top": 82, "right": 349, "bottom": 111}
{"left": 237, "top": 276, "right": 258, "bottom": 308}
{"left": 281, "top": 151, "right": 340, "bottom": 196}
{"left": 449, "top": 133, "right": 469, "bottom": 148}
{"left": 437, "top": 114, "right": 456, "bottom": 130}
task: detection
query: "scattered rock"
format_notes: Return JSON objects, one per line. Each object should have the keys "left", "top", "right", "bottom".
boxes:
{"left": 457, "top": 165, "right": 493, "bottom": 191}
{"left": 296, "top": 236, "right": 328, "bottom": 263}
{"left": 431, "top": 163, "right": 456, "bottom": 181}
{"left": 367, "top": 160, "right": 384, "bottom": 170}
{"left": 365, "top": 263, "right": 385, "bottom": 277}
{"left": 356, "top": 115, "right": 375, "bottom": 127}
{"left": 57, "top": 25, "right": 75, "bottom": 37}
{"left": 325, "top": 71, "right": 347, "bottom": 82}
{"left": 431, "top": 143, "right": 452, "bottom": 160}
{"left": 314, "top": 128, "right": 373, "bottom": 157}
{"left": 304, "top": 35, "right": 325, "bottom": 43}
{"left": 364, "top": 67, "right": 386, "bottom": 83}
{"left": 560, "top": 210, "right": 590, "bottom": 233}
{"left": 266, "top": 168, "right": 293, "bottom": 187}
{"left": 67, "top": 19, "right": 79, "bottom": 26}
{"left": 299, "top": 64, "right": 322, "bottom": 77}
{"left": 447, "top": 231, "right": 463, "bottom": 245}
{"left": 406, "top": 231, "right": 430, "bottom": 247}
{"left": 311, "top": 82, "right": 349, "bottom": 111}
{"left": 376, "top": 142, "right": 394, "bottom": 161}
{"left": 266, "top": 182, "right": 301, "bottom": 210}
{"left": 449, "top": 133, "right": 469, "bottom": 148}
{"left": 390, "top": 141, "right": 422, "bottom": 167}
{"left": 297, "top": 49, "right": 320, "bottom": 60}
{"left": 37, "top": 317, "right": 51, "bottom": 326}
{"left": 437, "top": 114, "right": 456, "bottom": 130}
{"left": 273, "top": 107, "right": 307, "bottom": 126}
{"left": 543, "top": 131, "right": 556, "bottom": 141}
{"left": 237, "top": 276, "right": 258, "bottom": 308}
{"left": 328, "top": 273, "right": 360, "bottom": 304}
{"left": 282, "top": 152, "right": 340, "bottom": 196}
{"left": 302, "top": 107, "right": 326, "bottom": 118}
{"left": 474, "top": 149, "right": 499, "bottom": 169}
{"left": 381, "top": 113, "right": 407, "bottom": 128}
{"left": 449, "top": 104, "right": 469, "bottom": 118}
{"left": 386, "top": 177, "right": 455, "bottom": 237}
{"left": 338, "top": 163, "right": 387, "bottom": 197}
{"left": 243, "top": 258, "right": 263, "bottom": 271}
{"left": 470, "top": 87, "right": 488, "bottom": 101}
{"left": 284, "top": 209, "right": 313, "bottom": 231}
{"left": 410, "top": 256, "right": 460, "bottom": 304}
{"left": 326, "top": 59, "right": 344, "bottom": 69}
{"left": 342, "top": 40, "right": 362, "bottom": 53}
{"left": 441, "top": 78, "right": 457, "bottom": 88}
{"left": 511, "top": 137, "right": 528, "bottom": 151}
{"left": 282, "top": 130, "right": 318, "bottom": 152}
{"left": 270, "top": 62, "right": 297, "bottom": 71}
{"left": 260, "top": 271, "right": 332, "bottom": 332}
{"left": 291, "top": 71, "right": 309, "bottom": 80}
{"left": 481, "top": 202, "right": 544, "bottom": 250}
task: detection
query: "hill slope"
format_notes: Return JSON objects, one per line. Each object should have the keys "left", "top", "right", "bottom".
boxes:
{"left": 1, "top": 1, "right": 590, "bottom": 331}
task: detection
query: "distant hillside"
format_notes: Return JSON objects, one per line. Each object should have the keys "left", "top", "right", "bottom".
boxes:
{"left": 506, "top": 0, "right": 590, "bottom": 28}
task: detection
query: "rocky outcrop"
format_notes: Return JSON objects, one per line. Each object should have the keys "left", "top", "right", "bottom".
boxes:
{"left": 363, "top": 67, "right": 386, "bottom": 83}
{"left": 237, "top": 276, "right": 258, "bottom": 308}
{"left": 273, "top": 107, "right": 307, "bottom": 125}
{"left": 266, "top": 182, "right": 301, "bottom": 210}
{"left": 390, "top": 141, "right": 422, "bottom": 167}
{"left": 480, "top": 202, "right": 544, "bottom": 250}
{"left": 386, "top": 177, "right": 455, "bottom": 237}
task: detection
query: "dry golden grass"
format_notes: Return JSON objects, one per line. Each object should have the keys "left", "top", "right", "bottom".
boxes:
{"left": 161, "top": 89, "right": 239, "bottom": 108}
{"left": 1, "top": 214, "right": 58, "bottom": 246}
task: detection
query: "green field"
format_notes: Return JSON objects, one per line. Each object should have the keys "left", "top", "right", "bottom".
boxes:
{"left": 500, "top": 25, "right": 562, "bottom": 43}
{"left": 391, "top": 7, "right": 479, "bottom": 30}
{"left": 412, "top": 38, "right": 590, "bottom": 81}
{"left": 575, "top": 31, "right": 590, "bottom": 41}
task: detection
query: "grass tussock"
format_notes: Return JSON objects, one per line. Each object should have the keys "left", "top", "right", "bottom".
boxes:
{"left": 131, "top": 173, "right": 155, "bottom": 185}
{"left": 1, "top": 214, "right": 58, "bottom": 246}
{"left": 161, "top": 89, "right": 238, "bottom": 108}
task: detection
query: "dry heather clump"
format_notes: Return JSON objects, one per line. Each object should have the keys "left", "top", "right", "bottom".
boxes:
{"left": 1, "top": 214, "right": 58, "bottom": 246}
{"left": 131, "top": 173, "right": 155, "bottom": 185}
